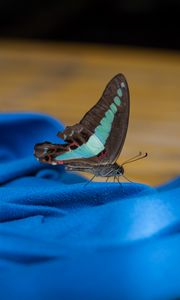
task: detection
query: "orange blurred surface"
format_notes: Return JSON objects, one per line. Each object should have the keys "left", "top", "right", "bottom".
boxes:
{"left": 0, "top": 40, "right": 179, "bottom": 185}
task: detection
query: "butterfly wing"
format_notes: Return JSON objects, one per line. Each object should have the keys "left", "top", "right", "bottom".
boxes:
{"left": 79, "top": 73, "right": 130, "bottom": 164}
{"left": 60, "top": 73, "right": 129, "bottom": 166}
{"left": 34, "top": 74, "right": 129, "bottom": 166}
{"left": 34, "top": 141, "right": 69, "bottom": 165}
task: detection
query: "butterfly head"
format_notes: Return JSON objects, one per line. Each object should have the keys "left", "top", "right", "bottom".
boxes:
{"left": 115, "top": 165, "right": 124, "bottom": 176}
{"left": 105, "top": 163, "right": 124, "bottom": 177}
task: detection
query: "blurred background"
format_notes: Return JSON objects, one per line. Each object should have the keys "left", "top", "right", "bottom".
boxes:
{"left": 0, "top": 0, "right": 180, "bottom": 49}
{"left": 0, "top": 0, "right": 179, "bottom": 185}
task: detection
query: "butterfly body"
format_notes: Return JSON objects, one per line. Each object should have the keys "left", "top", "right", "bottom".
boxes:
{"left": 34, "top": 73, "right": 130, "bottom": 179}
{"left": 65, "top": 162, "right": 124, "bottom": 177}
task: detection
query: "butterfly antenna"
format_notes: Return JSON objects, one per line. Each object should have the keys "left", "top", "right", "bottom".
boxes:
{"left": 115, "top": 176, "right": 119, "bottom": 184}
{"left": 121, "top": 151, "right": 142, "bottom": 165}
{"left": 122, "top": 152, "right": 148, "bottom": 166}
{"left": 84, "top": 174, "right": 96, "bottom": 187}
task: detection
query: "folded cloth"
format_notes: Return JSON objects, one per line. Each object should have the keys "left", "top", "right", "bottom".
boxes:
{"left": 0, "top": 113, "right": 180, "bottom": 300}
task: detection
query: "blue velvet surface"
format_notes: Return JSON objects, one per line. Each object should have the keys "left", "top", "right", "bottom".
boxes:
{"left": 0, "top": 113, "right": 180, "bottom": 300}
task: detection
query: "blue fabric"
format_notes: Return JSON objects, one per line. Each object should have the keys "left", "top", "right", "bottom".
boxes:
{"left": 0, "top": 113, "right": 180, "bottom": 300}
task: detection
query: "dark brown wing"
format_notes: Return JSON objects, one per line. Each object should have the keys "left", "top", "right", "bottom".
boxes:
{"left": 79, "top": 73, "right": 130, "bottom": 164}
{"left": 35, "top": 74, "right": 130, "bottom": 167}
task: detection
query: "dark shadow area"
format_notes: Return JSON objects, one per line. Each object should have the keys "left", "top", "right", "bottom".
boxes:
{"left": 0, "top": 0, "right": 179, "bottom": 50}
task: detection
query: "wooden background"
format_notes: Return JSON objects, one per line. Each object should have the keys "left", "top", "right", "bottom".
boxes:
{"left": 0, "top": 40, "right": 179, "bottom": 186}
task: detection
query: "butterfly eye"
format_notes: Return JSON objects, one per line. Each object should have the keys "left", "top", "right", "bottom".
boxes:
{"left": 44, "top": 156, "right": 49, "bottom": 161}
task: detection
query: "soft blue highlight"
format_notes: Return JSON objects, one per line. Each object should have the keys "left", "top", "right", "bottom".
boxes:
{"left": 43, "top": 147, "right": 48, "bottom": 154}
{"left": 69, "top": 130, "right": 74, "bottom": 136}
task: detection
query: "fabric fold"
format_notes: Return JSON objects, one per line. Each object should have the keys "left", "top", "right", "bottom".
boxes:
{"left": 0, "top": 113, "right": 179, "bottom": 300}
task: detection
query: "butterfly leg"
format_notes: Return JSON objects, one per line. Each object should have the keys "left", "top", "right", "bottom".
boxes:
{"left": 117, "top": 176, "right": 122, "bottom": 187}
{"left": 84, "top": 174, "right": 96, "bottom": 187}
{"left": 114, "top": 176, "right": 119, "bottom": 183}
{"left": 122, "top": 175, "right": 134, "bottom": 183}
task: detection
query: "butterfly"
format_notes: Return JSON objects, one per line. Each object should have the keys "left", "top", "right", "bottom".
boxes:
{"left": 34, "top": 74, "right": 147, "bottom": 182}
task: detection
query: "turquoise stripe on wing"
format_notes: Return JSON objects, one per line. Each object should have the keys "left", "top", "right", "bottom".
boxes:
{"left": 55, "top": 134, "right": 104, "bottom": 161}
{"left": 95, "top": 107, "right": 116, "bottom": 144}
